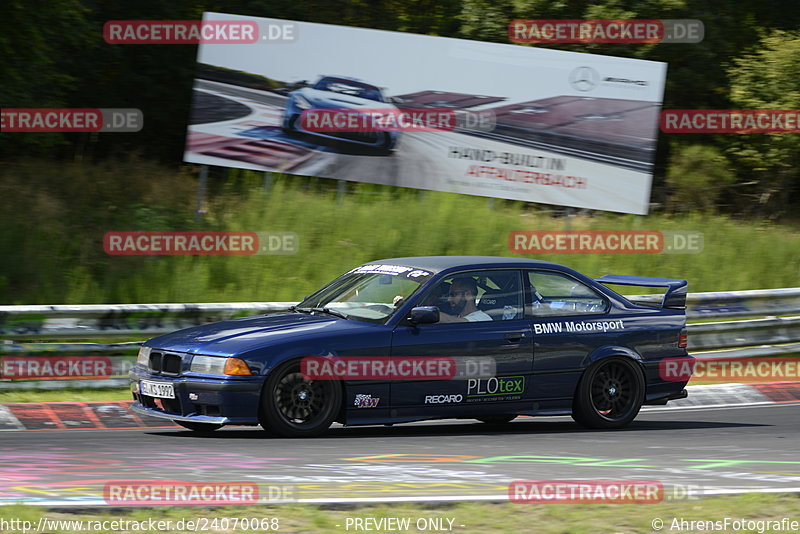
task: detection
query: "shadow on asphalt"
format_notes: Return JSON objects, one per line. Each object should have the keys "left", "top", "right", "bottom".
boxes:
{"left": 146, "top": 417, "right": 768, "bottom": 440}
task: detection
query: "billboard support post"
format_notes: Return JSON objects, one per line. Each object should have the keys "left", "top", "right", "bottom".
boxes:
{"left": 195, "top": 165, "right": 208, "bottom": 222}
{"left": 564, "top": 207, "right": 574, "bottom": 231}
{"left": 263, "top": 171, "right": 273, "bottom": 194}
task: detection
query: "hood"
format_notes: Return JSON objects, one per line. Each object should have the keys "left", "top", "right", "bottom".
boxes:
{"left": 144, "top": 312, "right": 381, "bottom": 356}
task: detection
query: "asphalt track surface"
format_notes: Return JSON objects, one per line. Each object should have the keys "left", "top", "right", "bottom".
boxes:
{"left": 3, "top": 402, "right": 799, "bottom": 505}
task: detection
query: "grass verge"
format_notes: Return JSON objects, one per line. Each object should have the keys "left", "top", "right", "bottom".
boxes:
{"left": 1, "top": 161, "right": 799, "bottom": 305}
{"left": 1, "top": 494, "right": 799, "bottom": 533}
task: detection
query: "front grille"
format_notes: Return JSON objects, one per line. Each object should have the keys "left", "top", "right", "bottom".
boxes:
{"left": 330, "top": 131, "right": 380, "bottom": 143}
{"left": 148, "top": 351, "right": 183, "bottom": 375}
{"left": 154, "top": 397, "right": 183, "bottom": 414}
{"left": 148, "top": 351, "right": 162, "bottom": 371}
{"left": 163, "top": 354, "right": 182, "bottom": 374}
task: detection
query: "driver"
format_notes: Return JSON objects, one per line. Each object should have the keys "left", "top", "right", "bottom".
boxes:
{"left": 439, "top": 277, "right": 491, "bottom": 322}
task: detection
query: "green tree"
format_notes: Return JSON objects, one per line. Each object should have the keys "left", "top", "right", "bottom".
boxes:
{"left": 665, "top": 143, "right": 734, "bottom": 213}
{"left": 726, "top": 30, "right": 800, "bottom": 217}
{"left": 458, "top": 0, "right": 516, "bottom": 42}
{"left": 0, "top": 0, "right": 94, "bottom": 156}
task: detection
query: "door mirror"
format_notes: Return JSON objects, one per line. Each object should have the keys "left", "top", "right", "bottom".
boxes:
{"left": 408, "top": 306, "right": 439, "bottom": 324}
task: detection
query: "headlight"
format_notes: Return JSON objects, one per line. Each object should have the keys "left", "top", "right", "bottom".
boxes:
{"left": 190, "top": 355, "right": 252, "bottom": 376}
{"left": 137, "top": 346, "right": 151, "bottom": 366}
{"left": 294, "top": 95, "right": 312, "bottom": 109}
{"left": 190, "top": 355, "right": 226, "bottom": 374}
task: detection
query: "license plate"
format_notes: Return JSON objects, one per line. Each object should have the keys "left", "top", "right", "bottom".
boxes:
{"left": 140, "top": 380, "right": 175, "bottom": 399}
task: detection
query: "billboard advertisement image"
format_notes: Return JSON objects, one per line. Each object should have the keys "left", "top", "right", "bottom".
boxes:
{"left": 185, "top": 12, "right": 667, "bottom": 214}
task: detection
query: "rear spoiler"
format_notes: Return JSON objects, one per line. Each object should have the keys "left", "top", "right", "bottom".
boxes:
{"left": 595, "top": 275, "right": 688, "bottom": 309}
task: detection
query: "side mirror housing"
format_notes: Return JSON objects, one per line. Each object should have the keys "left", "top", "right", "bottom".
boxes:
{"left": 408, "top": 306, "right": 439, "bottom": 325}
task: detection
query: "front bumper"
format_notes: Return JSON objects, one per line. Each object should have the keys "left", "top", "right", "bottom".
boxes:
{"left": 285, "top": 112, "right": 397, "bottom": 148}
{"left": 129, "top": 365, "right": 264, "bottom": 425}
{"left": 130, "top": 403, "right": 230, "bottom": 425}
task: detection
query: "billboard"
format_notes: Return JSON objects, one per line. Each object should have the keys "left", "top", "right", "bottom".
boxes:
{"left": 184, "top": 13, "right": 667, "bottom": 215}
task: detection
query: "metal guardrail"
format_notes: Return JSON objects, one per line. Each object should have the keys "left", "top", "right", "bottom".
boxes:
{"left": 689, "top": 316, "right": 800, "bottom": 350}
{"left": 0, "top": 302, "right": 296, "bottom": 339}
{"left": 0, "top": 343, "right": 141, "bottom": 390}
{"left": 630, "top": 287, "right": 800, "bottom": 320}
{"left": 0, "top": 288, "right": 798, "bottom": 389}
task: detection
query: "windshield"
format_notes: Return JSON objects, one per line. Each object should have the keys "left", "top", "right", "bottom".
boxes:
{"left": 297, "top": 264, "right": 433, "bottom": 323}
{"left": 313, "top": 78, "right": 385, "bottom": 102}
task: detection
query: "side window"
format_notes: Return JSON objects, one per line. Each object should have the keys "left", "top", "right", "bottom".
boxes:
{"left": 527, "top": 271, "right": 608, "bottom": 316}
{"left": 418, "top": 270, "right": 523, "bottom": 322}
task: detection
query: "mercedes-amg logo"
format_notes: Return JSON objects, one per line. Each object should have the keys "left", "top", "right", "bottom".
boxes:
{"left": 569, "top": 66, "right": 600, "bottom": 92}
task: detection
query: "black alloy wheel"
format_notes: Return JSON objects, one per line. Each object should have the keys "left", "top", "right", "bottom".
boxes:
{"left": 572, "top": 357, "right": 644, "bottom": 429}
{"left": 259, "top": 360, "right": 341, "bottom": 437}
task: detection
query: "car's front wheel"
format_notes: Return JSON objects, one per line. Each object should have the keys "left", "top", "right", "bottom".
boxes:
{"left": 571, "top": 357, "right": 644, "bottom": 429}
{"left": 259, "top": 359, "right": 341, "bottom": 438}
{"left": 282, "top": 114, "right": 299, "bottom": 134}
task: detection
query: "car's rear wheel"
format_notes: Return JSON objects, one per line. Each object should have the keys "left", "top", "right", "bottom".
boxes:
{"left": 259, "top": 359, "right": 341, "bottom": 438}
{"left": 572, "top": 357, "right": 644, "bottom": 429}
{"left": 476, "top": 415, "right": 517, "bottom": 424}
{"left": 175, "top": 421, "right": 223, "bottom": 432}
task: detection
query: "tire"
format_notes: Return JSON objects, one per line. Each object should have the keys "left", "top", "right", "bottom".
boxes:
{"left": 175, "top": 421, "right": 222, "bottom": 432}
{"left": 477, "top": 415, "right": 517, "bottom": 424}
{"left": 259, "top": 359, "right": 342, "bottom": 438}
{"left": 571, "top": 357, "right": 644, "bottom": 429}
{"left": 375, "top": 133, "right": 395, "bottom": 155}
{"left": 282, "top": 114, "right": 298, "bottom": 135}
